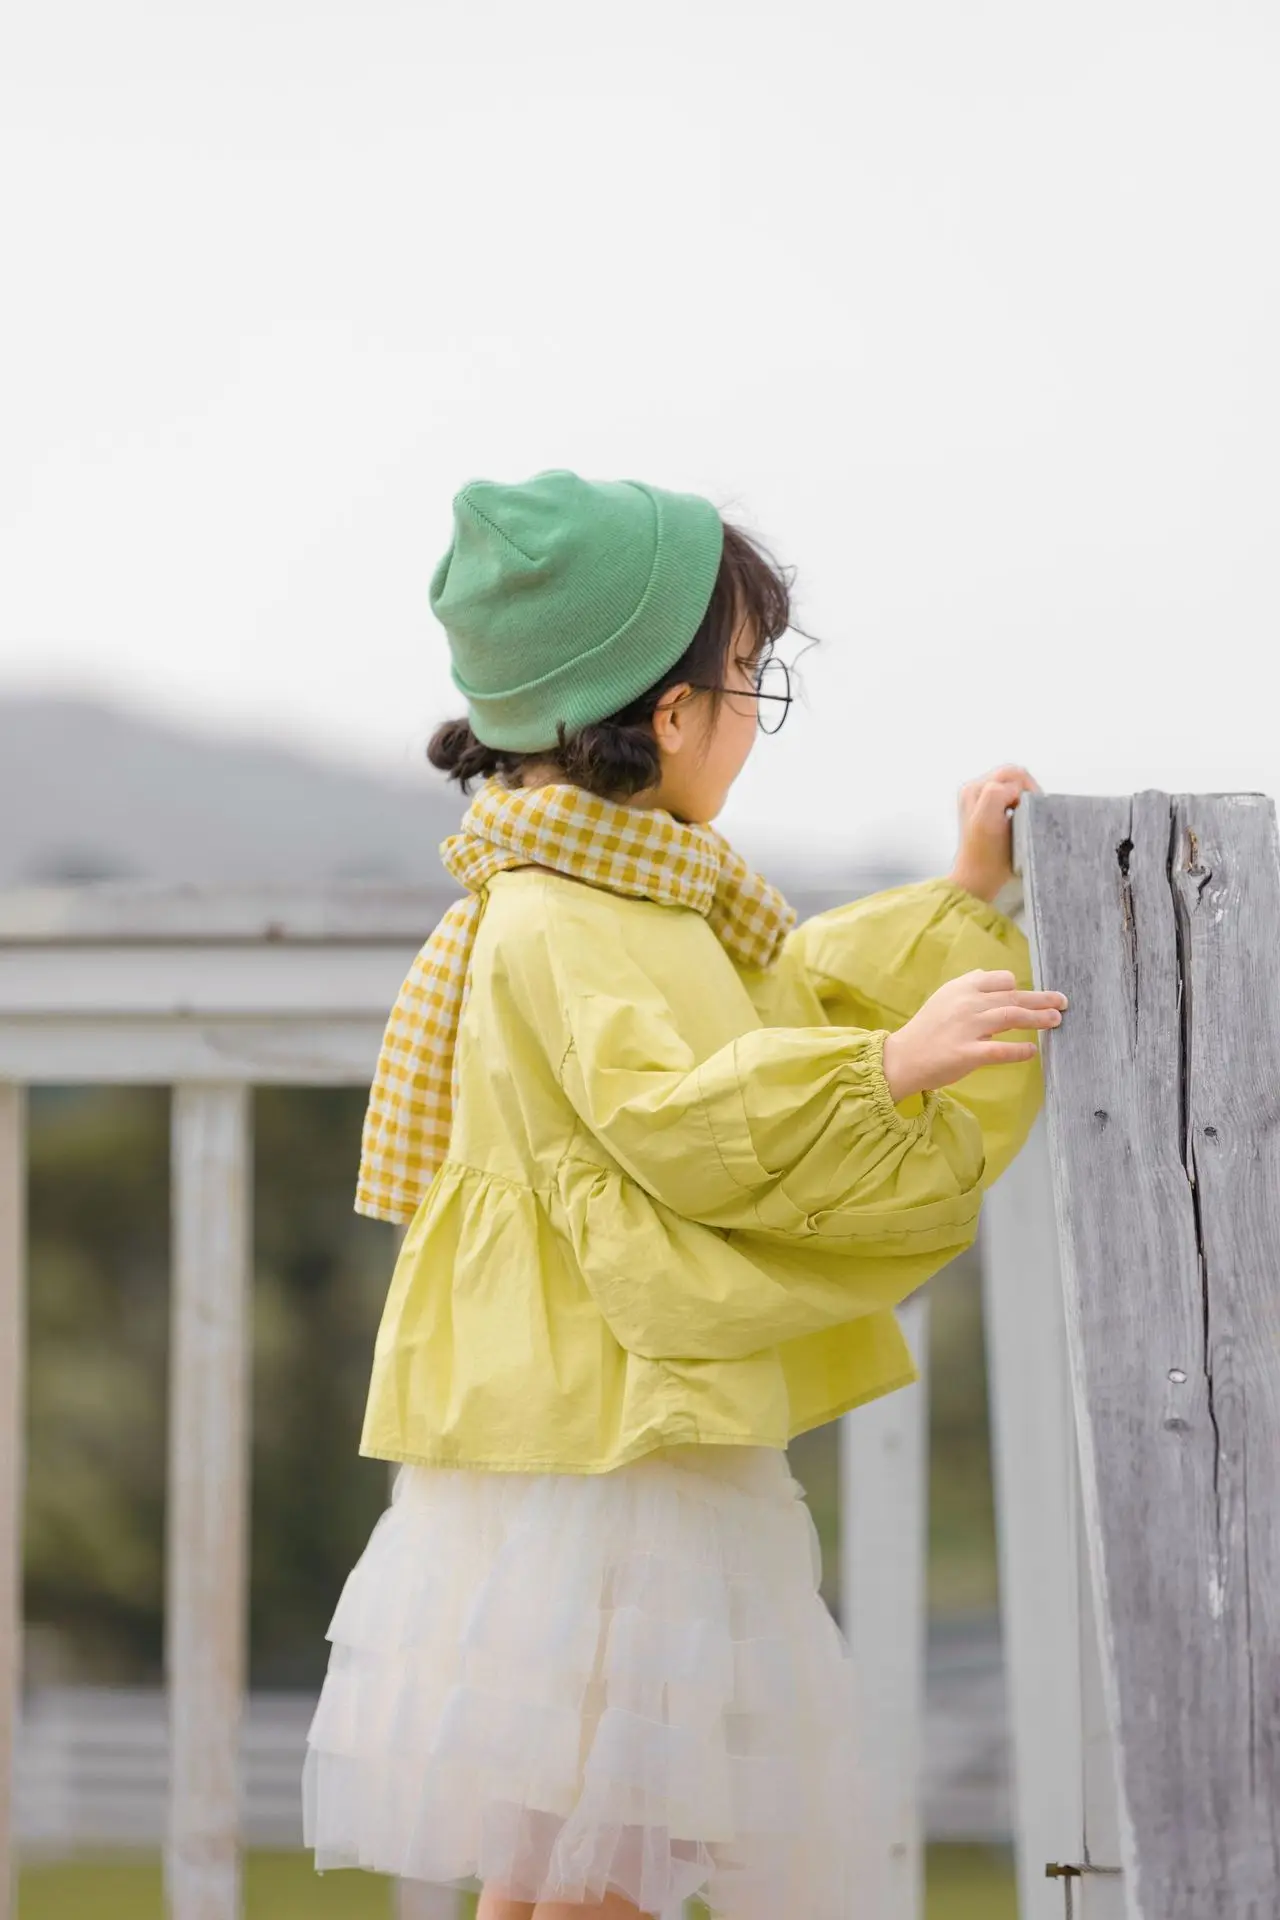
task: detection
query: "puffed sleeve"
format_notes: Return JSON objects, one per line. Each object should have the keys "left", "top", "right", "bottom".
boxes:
{"left": 787, "top": 877, "right": 1043, "bottom": 1188}
{"left": 556, "top": 920, "right": 988, "bottom": 1248}
{"left": 499, "top": 883, "right": 1005, "bottom": 1360}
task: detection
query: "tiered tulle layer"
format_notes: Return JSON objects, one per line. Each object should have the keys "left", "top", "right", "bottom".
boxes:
{"left": 303, "top": 1444, "right": 867, "bottom": 1918}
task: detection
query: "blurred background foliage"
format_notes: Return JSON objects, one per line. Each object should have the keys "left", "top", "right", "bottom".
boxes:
{"left": 25, "top": 1083, "right": 998, "bottom": 1690}
{"left": 27, "top": 1084, "right": 391, "bottom": 1688}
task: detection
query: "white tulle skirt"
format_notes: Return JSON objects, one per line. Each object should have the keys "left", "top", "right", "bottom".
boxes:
{"left": 303, "top": 1442, "right": 870, "bottom": 1918}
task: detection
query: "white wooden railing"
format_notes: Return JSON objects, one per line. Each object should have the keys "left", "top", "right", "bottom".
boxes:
{"left": 0, "top": 882, "right": 1120, "bottom": 1920}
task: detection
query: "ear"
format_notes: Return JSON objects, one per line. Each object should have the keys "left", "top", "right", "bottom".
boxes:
{"left": 650, "top": 683, "right": 694, "bottom": 759}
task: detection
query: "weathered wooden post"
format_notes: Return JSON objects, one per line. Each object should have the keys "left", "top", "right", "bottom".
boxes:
{"left": 996, "top": 791, "right": 1280, "bottom": 1918}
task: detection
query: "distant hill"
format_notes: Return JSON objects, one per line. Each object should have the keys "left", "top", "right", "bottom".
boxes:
{"left": 0, "top": 695, "right": 463, "bottom": 888}
{"left": 0, "top": 693, "right": 914, "bottom": 898}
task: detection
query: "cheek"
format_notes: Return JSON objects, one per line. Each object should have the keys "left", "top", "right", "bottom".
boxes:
{"left": 707, "top": 701, "right": 758, "bottom": 781}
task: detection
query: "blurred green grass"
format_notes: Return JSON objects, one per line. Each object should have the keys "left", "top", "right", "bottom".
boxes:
{"left": 19, "top": 1846, "right": 1016, "bottom": 1917}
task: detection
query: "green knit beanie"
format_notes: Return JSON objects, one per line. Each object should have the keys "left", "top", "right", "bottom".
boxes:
{"left": 429, "top": 468, "right": 725, "bottom": 751}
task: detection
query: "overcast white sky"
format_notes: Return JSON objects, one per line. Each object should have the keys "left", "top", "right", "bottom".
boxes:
{"left": 3, "top": 1, "right": 1277, "bottom": 872}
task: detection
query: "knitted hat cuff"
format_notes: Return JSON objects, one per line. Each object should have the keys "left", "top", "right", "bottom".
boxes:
{"left": 452, "top": 485, "right": 724, "bottom": 752}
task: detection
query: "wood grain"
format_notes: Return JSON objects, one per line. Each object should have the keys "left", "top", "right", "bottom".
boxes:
{"left": 1018, "top": 791, "right": 1280, "bottom": 1918}
{"left": 166, "top": 1086, "right": 252, "bottom": 1920}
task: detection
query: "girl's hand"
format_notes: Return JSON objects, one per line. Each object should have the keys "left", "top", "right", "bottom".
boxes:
{"left": 881, "top": 969, "right": 1068, "bottom": 1101}
{"left": 947, "top": 765, "right": 1041, "bottom": 905}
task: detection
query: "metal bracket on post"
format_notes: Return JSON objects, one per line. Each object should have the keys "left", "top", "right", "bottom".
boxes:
{"left": 1045, "top": 1864, "right": 1123, "bottom": 1879}
{"left": 1045, "top": 1861, "right": 1123, "bottom": 1920}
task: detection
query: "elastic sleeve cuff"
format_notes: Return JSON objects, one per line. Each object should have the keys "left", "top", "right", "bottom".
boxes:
{"left": 860, "top": 1030, "right": 943, "bottom": 1140}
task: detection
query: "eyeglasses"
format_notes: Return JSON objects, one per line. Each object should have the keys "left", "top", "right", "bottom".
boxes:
{"left": 689, "top": 654, "right": 793, "bottom": 735}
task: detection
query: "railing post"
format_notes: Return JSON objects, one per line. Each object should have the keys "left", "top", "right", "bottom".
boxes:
{"left": 166, "top": 1085, "right": 252, "bottom": 1920}
{"left": 839, "top": 1291, "right": 930, "bottom": 1920}
{"left": 0, "top": 1086, "right": 25, "bottom": 1920}
{"left": 983, "top": 1118, "right": 1100, "bottom": 1916}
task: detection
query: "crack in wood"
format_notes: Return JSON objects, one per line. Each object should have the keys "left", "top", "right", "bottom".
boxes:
{"left": 1167, "top": 806, "right": 1223, "bottom": 1520}
{"left": 1186, "top": 827, "right": 1214, "bottom": 910}
{"left": 1029, "top": 790, "right": 1280, "bottom": 1910}
{"left": 1117, "top": 816, "right": 1139, "bottom": 1039}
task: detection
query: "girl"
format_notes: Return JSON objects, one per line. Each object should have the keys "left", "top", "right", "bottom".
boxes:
{"left": 303, "top": 469, "right": 1066, "bottom": 1920}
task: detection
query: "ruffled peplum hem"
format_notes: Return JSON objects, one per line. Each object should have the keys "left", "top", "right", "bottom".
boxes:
{"left": 303, "top": 1442, "right": 871, "bottom": 1918}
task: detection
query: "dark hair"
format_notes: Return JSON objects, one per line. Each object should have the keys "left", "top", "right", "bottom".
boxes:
{"left": 428, "top": 519, "right": 802, "bottom": 800}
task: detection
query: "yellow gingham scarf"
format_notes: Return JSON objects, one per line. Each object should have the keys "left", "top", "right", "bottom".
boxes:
{"left": 355, "top": 781, "right": 796, "bottom": 1223}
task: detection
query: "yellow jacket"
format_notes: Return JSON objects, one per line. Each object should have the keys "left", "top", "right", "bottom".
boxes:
{"left": 360, "top": 871, "right": 1040, "bottom": 1473}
